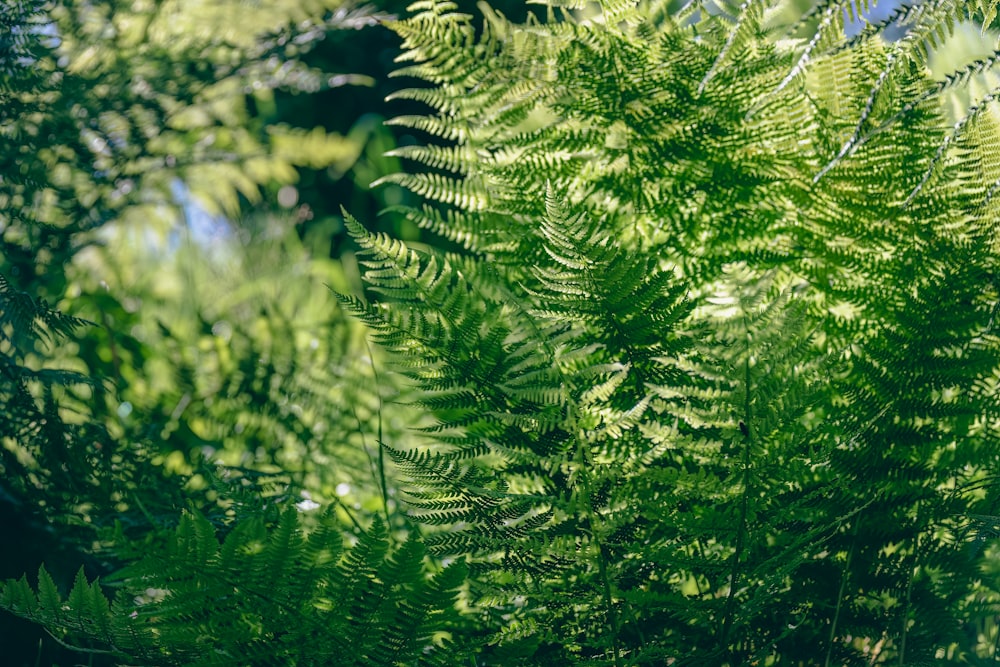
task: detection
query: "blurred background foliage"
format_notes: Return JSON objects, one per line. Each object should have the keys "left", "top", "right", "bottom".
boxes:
{"left": 4, "top": 0, "right": 996, "bottom": 663}
{"left": 0, "top": 0, "right": 411, "bottom": 663}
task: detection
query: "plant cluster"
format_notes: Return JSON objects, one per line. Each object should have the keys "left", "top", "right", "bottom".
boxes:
{"left": 0, "top": 0, "right": 406, "bottom": 662}
{"left": 5, "top": 0, "right": 1000, "bottom": 664}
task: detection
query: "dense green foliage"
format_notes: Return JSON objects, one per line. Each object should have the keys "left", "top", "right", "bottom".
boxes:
{"left": 359, "top": 0, "right": 1000, "bottom": 660}
{"left": 5, "top": 0, "right": 1000, "bottom": 664}
{"left": 0, "top": 0, "right": 407, "bottom": 662}
{"left": 3, "top": 509, "right": 466, "bottom": 666}
{"left": 0, "top": 0, "right": 385, "bottom": 526}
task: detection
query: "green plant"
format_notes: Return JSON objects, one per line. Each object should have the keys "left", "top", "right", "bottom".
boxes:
{"left": 0, "top": 0, "right": 389, "bottom": 530}
{"left": 1, "top": 0, "right": 406, "bottom": 661}
{"left": 6, "top": 0, "right": 1000, "bottom": 664}
{"left": 348, "top": 0, "right": 1000, "bottom": 661}
{"left": 1, "top": 509, "right": 466, "bottom": 666}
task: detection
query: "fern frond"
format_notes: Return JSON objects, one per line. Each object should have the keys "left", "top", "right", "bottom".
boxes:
{"left": 347, "top": 0, "right": 1000, "bottom": 662}
{"left": 2, "top": 508, "right": 466, "bottom": 666}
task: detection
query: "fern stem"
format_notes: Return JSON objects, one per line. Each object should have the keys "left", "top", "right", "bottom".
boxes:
{"left": 991, "top": 615, "right": 1000, "bottom": 658}
{"left": 333, "top": 495, "right": 365, "bottom": 533}
{"left": 720, "top": 430, "right": 750, "bottom": 655}
{"left": 897, "top": 504, "right": 922, "bottom": 666}
{"left": 575, "top": 440, "right": 624, "bottom": 667}
{"left": 363, "top": 336, "right": 391, "bottom": 529}
{"left": 596, "top": 541, "right": 624, "bottom": 667}
{"left": 692, "top": 542, "right": 709, "bottom": 598}
{"left": 898, "top": 571, "right": 914, "bottom": 666}
{"left": 721, "top": 346, "right": 754, "bottom": 657}
{"left": 823, "top": 516, "right": 860, "bottom": 667}
{"left": 41, "top": 629, "right": 117, "bottom": 657}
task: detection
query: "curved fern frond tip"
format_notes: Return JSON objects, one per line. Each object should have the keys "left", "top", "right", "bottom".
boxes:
{"left": 341, "top": 208, "right": 372, "bottom": 245}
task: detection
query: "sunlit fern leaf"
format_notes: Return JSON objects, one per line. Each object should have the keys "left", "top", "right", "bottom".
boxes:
{"left": 374, "top": 172, "right": 491, "bottom": 210}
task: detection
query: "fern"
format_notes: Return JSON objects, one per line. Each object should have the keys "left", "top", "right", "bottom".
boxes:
{"left": 6, "top": 0, "right": 1000, "bottom": 663}
{"left": 1, "top": 508, "right": 466, "bottom": 666}
{"left": 339, "top": 0, "right": 1000, "bottom": 663}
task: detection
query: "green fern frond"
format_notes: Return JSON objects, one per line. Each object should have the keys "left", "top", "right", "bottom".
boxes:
{"left": 2, "top": 508, "right": 466, "bottom": 666}
{"left": 374, "top": 172, "right": 490, "bottom": 210}
{"left": 384, "top": 143, "right": 479, "bottom": 174}
{"left": 0, "top": 273, "right": 90, "bottom": 354}
{"left": 700, "top": 0, "right": 765, "bottom": 93}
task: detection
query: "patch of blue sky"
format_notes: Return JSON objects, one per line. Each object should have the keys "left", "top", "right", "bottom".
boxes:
{"left": 169, "top": 178, "right": 232, "bottom": 252}
{"left": 844, "top": 0, "right": 912, "bottom": 39}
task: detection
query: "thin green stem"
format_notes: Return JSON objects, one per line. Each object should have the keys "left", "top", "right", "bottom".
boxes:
{"left": 597, "top": 541, "right": 624, "bottom": 667}
{"left": 363, "top": 336, "right": 391, "bottom": 529}
{"left": 721, "top": 347, "right": 754, "bottom": 656}
{"left": 898, "top": 570, "right": 914, "bottom": 667}
{"left": 824, "top": 517, "right": 861, "bottom": 667}
{"left": 575, "top": 440, "right": 623, "bottom": 667}
{"left": 898, "top": 503, "right": 922, "bottom": 667}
